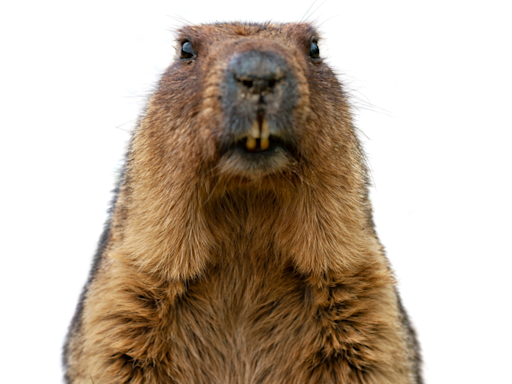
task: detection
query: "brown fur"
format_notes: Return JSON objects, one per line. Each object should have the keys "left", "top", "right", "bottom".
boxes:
{"left": 64, "top": 22, "right": 422, "bottom": 383}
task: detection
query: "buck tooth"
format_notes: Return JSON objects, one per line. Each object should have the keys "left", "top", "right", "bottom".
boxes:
{"left": 250, "top": 120, "right": 261, "bottom": 139}
{"left": 246, "top": 136, "right": 257, "bottom": 150}
{"left": 260, "top": 119, "right": 270, "bottom": 150}
{"left": 261, "top": 118, "right": 270, "bottom": 140}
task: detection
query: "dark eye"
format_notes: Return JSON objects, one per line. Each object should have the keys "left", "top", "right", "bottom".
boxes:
{"left": 181, "top": 41, "right": 195, "bottom": 59}
{"left": 309, "top": 41, "right": 320, "bottom": 59}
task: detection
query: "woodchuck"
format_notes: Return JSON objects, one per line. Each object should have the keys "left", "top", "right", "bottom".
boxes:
{"left": 63, "top": 22, "right": 423, "bottom": 384}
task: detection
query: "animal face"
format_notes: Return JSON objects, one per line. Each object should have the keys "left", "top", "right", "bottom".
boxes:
{"left": 147, "top": 23, "right": 353, "bottom": 187}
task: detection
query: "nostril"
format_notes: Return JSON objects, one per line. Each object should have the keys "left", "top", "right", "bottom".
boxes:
{"left": 234, "top": 75, "right": 280, "bottom": 94}
{"left": 234, "top": 75, "right": 255, "bottom": 89}
{"left": 229, "top": 51, "right": 290, "bottom": 96}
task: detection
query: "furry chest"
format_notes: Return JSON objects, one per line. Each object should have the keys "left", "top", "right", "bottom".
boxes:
{"left": 162, "top": 263, "right": 317, "bottom": 382}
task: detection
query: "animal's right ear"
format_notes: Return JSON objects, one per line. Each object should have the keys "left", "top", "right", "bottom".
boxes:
{"left": 180, "top": 40, "right": 196, "bottom": 60}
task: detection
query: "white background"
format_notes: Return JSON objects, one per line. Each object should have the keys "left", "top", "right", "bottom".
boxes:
{"left": 1, "top": 1, "right": 511, "bottom": 383}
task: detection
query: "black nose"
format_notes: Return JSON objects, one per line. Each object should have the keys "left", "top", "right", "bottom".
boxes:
{"left": 229, "top": 50, "right": 288, "bottom": 96}
{"left": 221, "top": 49, "right": 298, "bottom": 152}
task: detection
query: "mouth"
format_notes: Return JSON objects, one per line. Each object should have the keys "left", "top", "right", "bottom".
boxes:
{"left": 245, "top": 113, "right": 271, "bottom": 152}
{"left": 218, "top": 115, "right": 296, "bottom": 178}
{"left": 235, "top": 134, "right": 288, "bottom": 155}
{"left": 230, "top": 113, "right": 293, "bottom": 156}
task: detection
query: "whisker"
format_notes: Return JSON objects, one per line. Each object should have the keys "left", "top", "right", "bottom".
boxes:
{"left": 301, "top": 0, "right": 318, "bottom": 23}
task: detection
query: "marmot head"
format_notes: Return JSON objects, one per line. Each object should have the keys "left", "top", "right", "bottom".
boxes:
{"left": 137, "top": 22, "right": 361, "bottom": 196}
